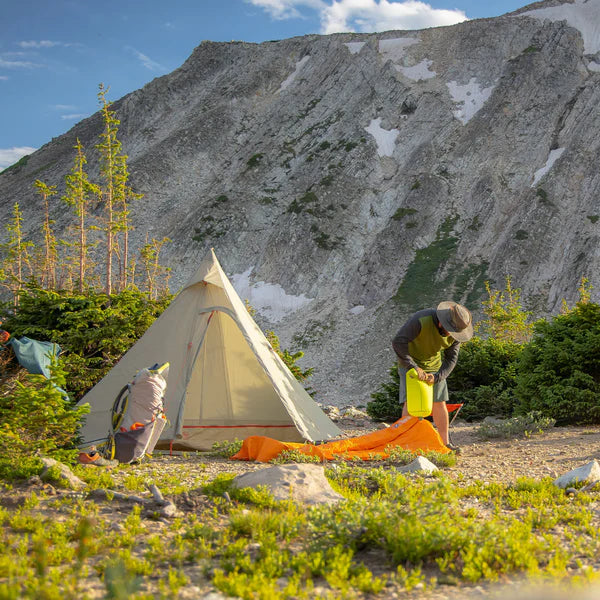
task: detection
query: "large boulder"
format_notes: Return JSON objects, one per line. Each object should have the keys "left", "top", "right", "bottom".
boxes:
{"left": 232, "top": 463, "right": 344, "bottom": 506}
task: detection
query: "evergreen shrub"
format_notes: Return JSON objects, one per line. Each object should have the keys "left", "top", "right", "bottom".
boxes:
{"left": 366, "top": 364, "right": 402, "bottom": 421}
{"left": 513, "top": 301, "right": 600, "bottom": 424}
{"left": 448, "top": 336, "right": 522, "bottom": 421}
{"left": 2, "top": 287, "right": 171, "bottom": 400}
{"left": 0, "top": 360, "right": 89, "bottom": 480}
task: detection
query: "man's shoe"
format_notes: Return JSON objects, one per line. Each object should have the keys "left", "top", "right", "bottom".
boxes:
{"left": 78, "top": 451, "right": 118, "bottom": 467}
{"left": 446, "top": 443, "right": 461, "bottom": 454}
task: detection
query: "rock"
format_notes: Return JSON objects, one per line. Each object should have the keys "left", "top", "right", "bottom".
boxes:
{"left": 160, "top": 501, "right": 182, "bottom": 519}
{"left": 200, "top": 592, "right": 235, "bottom": 600}
{"left": 397, "top": 456, "right": 439, "bottom": 474}
{"left": 40, "top": 457, "right": 86, "bottom": 490}
{"left": 553, "top": 459, "right": 600, "bottom": 489}
{"left": 340, "top": 407, "right": 370, "bottom": 420}
{"left": 232, "top": 463, "right": 345, "bottom": 505}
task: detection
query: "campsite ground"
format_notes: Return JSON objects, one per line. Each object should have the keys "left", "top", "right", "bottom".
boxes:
{"left": 176, "top": 419, "right": 600, "bottom": 488}
{"left": 4, "top": 418, "right": 600, "bottom": 599}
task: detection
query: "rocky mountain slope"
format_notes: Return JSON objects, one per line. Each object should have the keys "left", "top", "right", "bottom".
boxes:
{"left": 1, "top": 0, "right": 600, "bottom": 406}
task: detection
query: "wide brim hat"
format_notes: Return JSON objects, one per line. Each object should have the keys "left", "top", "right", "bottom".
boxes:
{"left": 436, "top": 301, "right": 474, "bottom": 342}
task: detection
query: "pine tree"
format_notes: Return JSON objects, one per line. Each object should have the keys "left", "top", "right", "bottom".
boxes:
{"left": 96, "top": 84, "right": 125, "bottom": 295}
{"left": 113, "top": 154, "right": 143, "bottom": 290}
{"left": 0, "top": 203, "right": 34, "bottom": 307}
{"left": 62, "top": 139, "right": 99, "bottom": 292}
{"left": 34, "top": 180, "right": 58, "bottom": 289}
{"left": 138, "top": 236, "right": 171, "bottom": 299}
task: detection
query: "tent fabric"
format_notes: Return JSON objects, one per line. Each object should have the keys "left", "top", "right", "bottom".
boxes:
{"left": 77, "top": 248, "right": 342, "bottom": 450}
{"left": 8, "top": 337, "right": 61, "bottom": 379}
{"left": 232, "top": 415, "right": 451, "bottom": 462}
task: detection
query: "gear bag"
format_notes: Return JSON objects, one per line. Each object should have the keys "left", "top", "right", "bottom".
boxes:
{"left": 108, "top": 362, "right": 169, "bottom": 463}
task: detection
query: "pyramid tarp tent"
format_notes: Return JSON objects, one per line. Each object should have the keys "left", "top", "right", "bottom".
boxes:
{"left": 77, "top": 249, "right": 342, "bottom": 450}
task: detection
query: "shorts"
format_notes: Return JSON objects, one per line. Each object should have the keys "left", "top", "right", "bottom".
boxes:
{"left": 398, "top": 365, "right": 449, "bottom": 405}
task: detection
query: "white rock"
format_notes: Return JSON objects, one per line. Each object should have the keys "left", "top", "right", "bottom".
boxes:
{"left": 232, "top": 463, "right": 344, "bottom": 505}
{"left": 553, "top": 460, "right": 600, "bottom": 489}
{"left": 397, "top": 456, "right": 439, "bottom": 474}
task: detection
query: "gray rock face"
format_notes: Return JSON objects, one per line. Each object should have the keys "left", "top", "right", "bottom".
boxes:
{"left": 2, "top": 1, "right": 600, "bottom": 406}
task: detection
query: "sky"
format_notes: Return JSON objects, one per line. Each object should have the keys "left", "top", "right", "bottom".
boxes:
{"left": 1, "top": 0, "right": 532, "bottom": 171}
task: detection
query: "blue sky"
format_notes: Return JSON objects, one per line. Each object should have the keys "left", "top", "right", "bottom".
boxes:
{"left": 0, "top": 0, "right": 529, "bottom": 170}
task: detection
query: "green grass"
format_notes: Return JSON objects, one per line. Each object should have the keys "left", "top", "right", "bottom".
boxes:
{"left": 393, "top": 215, "right": 488, "bottom": 311}
{"left": 392, "top": 207, "right": 417, "bottom": 221}
{"left": 2, "top": 455, "right": 600, "bottom": 599}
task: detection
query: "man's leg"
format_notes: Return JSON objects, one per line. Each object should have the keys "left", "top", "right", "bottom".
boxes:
{"left": 432, "top": 401, "right": 449, "bottom": 445}
{"left": 398, "top": 365, "right": 409, "bottom": 417}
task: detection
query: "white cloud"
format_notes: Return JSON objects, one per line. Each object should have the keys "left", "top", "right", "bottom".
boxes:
{"left": 245, "top": 0, "right": 325, "bottom": 20}
{"left": 18, "top": 40, "right": 61, "bottom": 49}
{"left": 0, "top": 76, "right": 8, "bottom": 81}
{"left": 246, "top": 0, "right": 467, "bottom": 33}
{"left": 60, "top": 114, "right": 87, "bottom": 121}
{"left": 53, "top": 104, "right": 77, "bottom": 111}
{"left": 126, "top": 47, "right": 167, "bottom": 72}
{"left": 0, "top": 57, "right": 40, "bottom": 69}
{"left": 0, "top": 147, "right": 37, "bottom": 171}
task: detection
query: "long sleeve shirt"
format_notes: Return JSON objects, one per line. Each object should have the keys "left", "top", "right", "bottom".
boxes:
{"left": 392, "top": 308, "right": 460, "bottom": 384}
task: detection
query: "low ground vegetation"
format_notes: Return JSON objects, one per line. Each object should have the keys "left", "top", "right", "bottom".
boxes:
{"left": 2, "top": 440, "right": 600, "bottom": 599}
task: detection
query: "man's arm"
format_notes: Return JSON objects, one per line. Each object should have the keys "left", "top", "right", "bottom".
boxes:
{"left": 392, "top": 316, "right": 422, "bottom": 371}
{"left": 434, "top": 342, "right": 461, "bottom": 383}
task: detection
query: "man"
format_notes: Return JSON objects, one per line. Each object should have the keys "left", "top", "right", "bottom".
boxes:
{"left": 392, "top": 300, "right": 473, "bottom": 451}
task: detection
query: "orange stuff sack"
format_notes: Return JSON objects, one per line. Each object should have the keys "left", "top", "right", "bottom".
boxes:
{"left": 232, "top": 415, "right": 450, "bottom": 462}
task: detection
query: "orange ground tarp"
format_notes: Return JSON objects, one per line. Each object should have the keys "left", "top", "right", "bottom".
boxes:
{"left": 232, "top": 415, "right": 451, "bottom": 462}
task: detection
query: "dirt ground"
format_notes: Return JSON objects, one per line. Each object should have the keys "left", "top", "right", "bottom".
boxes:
{"left": 130, "top": 419, "right": 600, "bottom": 487}
{"left": 192, "top": 419, "right": 600, "bottom": 485}
{"left": 436, "top": 420, "right": 600, "bottom": 485}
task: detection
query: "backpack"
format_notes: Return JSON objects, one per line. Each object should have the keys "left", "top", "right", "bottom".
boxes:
{"left": 107, "top": 362, "right": 169, "bottom": 464}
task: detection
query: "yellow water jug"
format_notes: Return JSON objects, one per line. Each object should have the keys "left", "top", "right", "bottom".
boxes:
{"left": 406, "top": 368, "right": 433, "bottom": 417}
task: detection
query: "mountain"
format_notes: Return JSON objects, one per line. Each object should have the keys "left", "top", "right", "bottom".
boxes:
{"left": 2, "top": 0, "right": 600, "bottom": 406}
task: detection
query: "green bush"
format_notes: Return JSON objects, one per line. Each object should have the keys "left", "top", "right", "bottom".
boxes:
{"left": 513, "top": 301, "right": 600, "bottom": 424}
{"left": 448, "top": 337, "right": 522, "bottom": 420}
{"left": 0, "top": 359, "right": 89, "bottom": 480}
{"left": 476, "top": 412, "right": 555, "bottom": 439}
{"left": 366, "top": 364, "right": 402, "bottom": 421}
{"left": 2, "top": 287, "right": 171, "bottom": 399}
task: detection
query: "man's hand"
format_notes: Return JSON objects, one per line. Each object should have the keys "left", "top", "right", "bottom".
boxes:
{"left": 415, "top": 367, "right": 434, "bottom": 385}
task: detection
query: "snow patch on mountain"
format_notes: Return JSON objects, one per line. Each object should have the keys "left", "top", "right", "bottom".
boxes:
{"left": 531, "top": 147, "right": 565, "bottom": 187}
{"left": 519, "top": 0, "right": 600, "bottom": 54}
{"left": 231, "top": 268, "right": 313, "bottom": 323}
{"left": 278, "top": 55, "right": 310, "bottom": 93}
{"left": 365, "top": 118, "right": 399, "bottom": 157}
{"left": 398, "top": 59, "right": 436, "bottom": 80}
{"left": 447, "top": 78, "right": 496, "bottom": 124}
